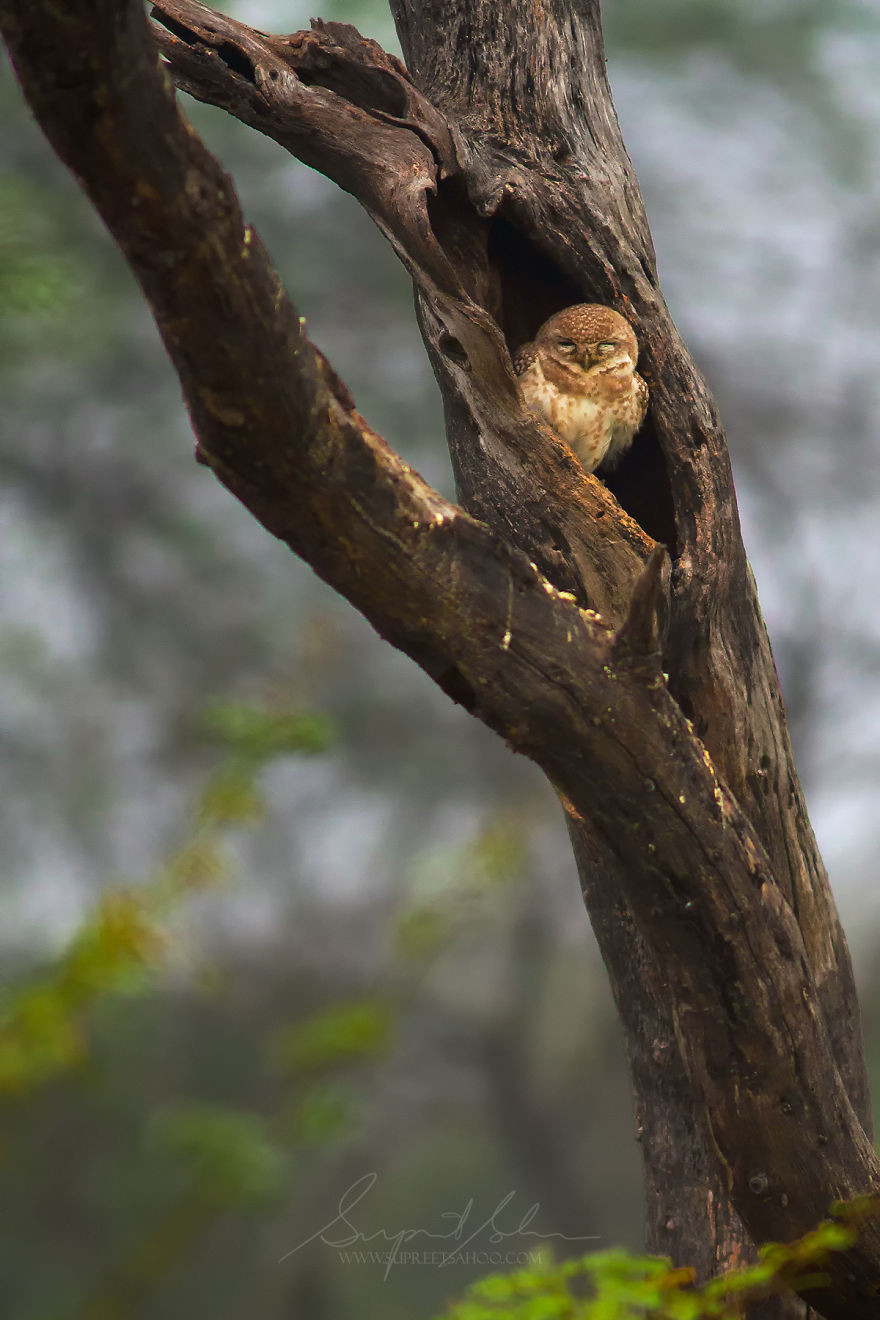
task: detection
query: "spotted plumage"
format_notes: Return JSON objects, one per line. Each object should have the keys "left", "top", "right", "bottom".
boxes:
{"left": 513, "top": 305, "right": 648, "bottom": 473}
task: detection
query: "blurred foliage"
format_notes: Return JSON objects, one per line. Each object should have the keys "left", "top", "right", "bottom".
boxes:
{"left": 0, "top": 890, "right": 166, "bottom": 1094}
{"left": 604, "top": 0, "right": 873, "bottom": 65}
{"left": 0, "top": 698, "right": 332, "bottom": 1098}
{"left": 148, "top": 1104, "right": 286, "bottom": 1210}
{"left": 286, "top": 1078, "right": 356, "bottom": 1145}
{"left": 0, "top": 700, "right": 412, "bottom": 1316}
{"left": 442, "top": 1199, "right": 880, "bottom": 1320}
{"left": 395, "top": 817, "right": 528, "bottom": 961}
{"left": 270, "top": 999, "right": 394, "bottom": 1075}
{"left": 201, "top": 700, "right": 337, "bottom": 765}
{"left": 603, "top": 0, "right": 879, "bottom": 181}
{"left": 0, "top": 176, "right": 82, "bottom": 354}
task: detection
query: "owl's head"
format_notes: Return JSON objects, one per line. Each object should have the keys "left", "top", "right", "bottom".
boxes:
{"left": 534, "top": 304, "right": 639, "bottom": 375}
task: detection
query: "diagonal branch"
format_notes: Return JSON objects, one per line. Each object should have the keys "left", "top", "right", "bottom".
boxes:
{"left": 3, "top": 0, "right": 880, "bottom": 1313}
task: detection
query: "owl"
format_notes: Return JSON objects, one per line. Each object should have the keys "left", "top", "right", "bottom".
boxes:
{"left": 513, "top": 305, "right": 648, "bottom": 473}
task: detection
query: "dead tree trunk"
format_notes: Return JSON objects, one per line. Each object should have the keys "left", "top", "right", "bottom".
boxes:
{"left": 2, "top": 1, "right": 878, "bottom": 1315}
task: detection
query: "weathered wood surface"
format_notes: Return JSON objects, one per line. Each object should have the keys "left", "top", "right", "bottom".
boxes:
{"left": 2, "top": 0, "right": 877, "bottom": 1313}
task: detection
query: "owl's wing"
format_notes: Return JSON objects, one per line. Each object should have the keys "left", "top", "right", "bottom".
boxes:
{"left": 599, "top": 372, "right": 650, "bottom": 472}
{"left": 636, "top": 372, "right": 649, "bottom": 423}
{"left": 512, "top": 343, "right": 538, "bottom": 376}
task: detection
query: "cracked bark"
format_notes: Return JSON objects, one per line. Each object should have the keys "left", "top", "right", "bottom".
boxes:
{"left": 1, "top": 0, "right": 877, "bottom": 1315}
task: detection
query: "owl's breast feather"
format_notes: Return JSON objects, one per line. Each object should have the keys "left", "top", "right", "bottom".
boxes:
{"left": 519, "top": 360, "right": 613, "bottom": 472}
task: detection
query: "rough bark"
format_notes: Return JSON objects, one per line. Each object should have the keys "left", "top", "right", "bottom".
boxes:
{"left": 2, "top": 0, "right": 878, "bottom": 1315}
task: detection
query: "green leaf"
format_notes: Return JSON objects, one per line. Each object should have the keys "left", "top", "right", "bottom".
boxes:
{"left": 288, "top": 1081, "right": 355, "bottom": 1146}
{"left": 0, "top": 986, "right": 84, "bottom": 1091}
{"left": 148, "top": 1104, "right": 285, "bottom": 1209}
{"left": 201, "top": 701, "right": 336, "bottom": 765}
{"left": 62, "top": 890, "right": 165, "bottom": 999}
{"left": 163, "top": 836, "right": 230, "bottom": 891}
{"left": 270, "top": 999, "right": 394, "bottom": 1075}
{"left": 196, "top": 770, "right": 265, "bottom": 827}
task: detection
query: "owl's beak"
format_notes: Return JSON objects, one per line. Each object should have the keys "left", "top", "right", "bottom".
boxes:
{"left": 587, "top": 347, "right": 635, "bottom": 372}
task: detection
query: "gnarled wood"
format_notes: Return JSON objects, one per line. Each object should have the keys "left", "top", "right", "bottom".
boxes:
{"left": 2, "top": 0, "right": 876, "bottom": 1314}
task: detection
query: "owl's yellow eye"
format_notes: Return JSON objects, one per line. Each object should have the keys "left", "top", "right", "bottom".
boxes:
{"left": 557, "top": 339, "right": 577, "bottom": 352}
{"left": 596, "top": 340, "right": 617, "bottom": 352}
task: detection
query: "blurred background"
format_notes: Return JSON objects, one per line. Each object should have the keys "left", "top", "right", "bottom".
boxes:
{"left": 2, "top": 1, "right": 880, "bottom": 1316}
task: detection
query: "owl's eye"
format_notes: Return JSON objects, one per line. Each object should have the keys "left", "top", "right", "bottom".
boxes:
{"left": 557, "top": 339, "right": 577, "bottom": 352}
{"left": 596, "top": 340, "right": 617, "bottom": 352}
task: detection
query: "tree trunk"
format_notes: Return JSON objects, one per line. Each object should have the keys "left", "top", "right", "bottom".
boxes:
{"left": 390, "top": 5, "right": 874, "bottom": 1308}
{"left": 391, "top": 6, "right": 872, "bottom": 1304}
{"left": 2, "top": 0, "right": 878, "bottom": 1315}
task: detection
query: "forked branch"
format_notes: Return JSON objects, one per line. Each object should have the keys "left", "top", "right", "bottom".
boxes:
{"left": 148, "top": 0, "right": 657, "bottom": 622}
{"left": 2, "top": 0, "right": 879, "bottom": 1313}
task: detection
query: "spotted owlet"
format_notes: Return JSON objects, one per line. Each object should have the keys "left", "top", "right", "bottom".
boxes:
{"left": 513, "top": 305, "right": 648, "bottom": 473}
